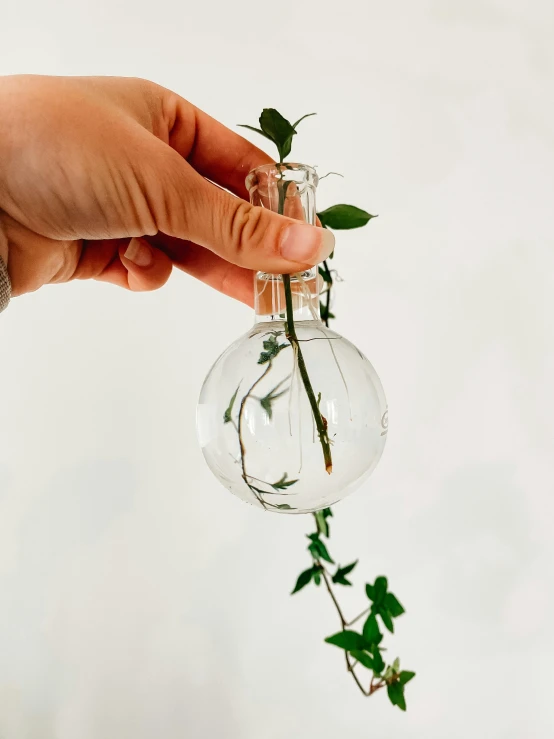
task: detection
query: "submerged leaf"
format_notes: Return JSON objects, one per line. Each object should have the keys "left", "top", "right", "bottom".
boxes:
{"left": 258, "top": 334, "right": 289, "bottom": 364}
{"left": 271, "top": 473, "right": 299, "bottom": 490}
{"left": 259, "top": 377, "right": 289, "bottom": 420}
{"left": 223, "top": 385, "right": 240, "bottom": 424}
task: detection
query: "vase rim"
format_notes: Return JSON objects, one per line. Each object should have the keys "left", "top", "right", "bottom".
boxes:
{"left": 246, "top": 162, "right": 318, "bottom": 190}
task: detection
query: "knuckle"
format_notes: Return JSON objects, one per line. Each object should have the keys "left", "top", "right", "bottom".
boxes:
{"left": 225, "top": 200, "right": 267, "bottom": 262}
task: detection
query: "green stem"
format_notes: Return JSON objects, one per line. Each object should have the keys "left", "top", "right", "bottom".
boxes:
{"left": 320, "top": 566, "right": 370, "bottom": 696}
{"left": 277, "top": 174, "right": 333, "bottom": 474}
{"left": 282, "top": 274, "right": 333, "bottom": 473}
{"left": 321, "top": 259, "right": 333, "bottom": 327}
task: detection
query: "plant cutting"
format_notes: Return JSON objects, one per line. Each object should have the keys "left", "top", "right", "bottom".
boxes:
{"left": 196, "top": 108, "right": 414, "bottom": 708}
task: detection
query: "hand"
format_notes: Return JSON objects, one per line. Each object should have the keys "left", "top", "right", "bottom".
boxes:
{"left": 0, "top": 75, "right": 334, "bottom": 304}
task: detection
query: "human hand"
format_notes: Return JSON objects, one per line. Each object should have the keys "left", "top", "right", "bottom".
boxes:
{"left": 0, "top": 75, "right": 334, "bottom": 304}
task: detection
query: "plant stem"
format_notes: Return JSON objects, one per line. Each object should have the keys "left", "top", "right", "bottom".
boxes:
{"left": 320, "top": 259, "right": 333, "bottom": 327}
{"left": 320, "top": 566, "right": 370, "bottom": 696}
{"left": 277, "top": 175, "right": 332, "bottom": 473}
{"left": 282, "top": 274, "right": 333, "bottom": 473}
{"left": 346, "top": 606, "right": 371, "bottom": 628}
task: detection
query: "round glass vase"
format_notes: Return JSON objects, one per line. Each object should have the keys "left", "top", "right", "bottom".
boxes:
{"left": 196, "top": 163, "right": 387, "bottom": 513}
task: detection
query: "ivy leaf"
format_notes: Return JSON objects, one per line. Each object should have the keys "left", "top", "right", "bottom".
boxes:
{"left": 291, "top": 566, "right": 319, "bottom": 594}
{"left": 259, "top": 378, "right": 289, "bottom": 420}
{"left": 373, "top": 576, "right": 388, "bottom": 607}
{"left": 318, "top": 266, "right": 333, "bottom": 284}
{"left": 307, "top": 534, "right": 334, "bottom": 563}
{"left": 320, "top": 304, "right": 333, "bottom": 323}
{"left": 325, "top": 630, "right": 371, "bottom": 652}
{"left": 332, "top": 560, "right": 358, "bottom": 586}
{"left": 380, "top": 608, "right": 394, "bottom": 633}
{"left": 362, "top": 614, "right": 381, "bottom": 645}
{"left": 399, "top": 670, "right": 416, "bottom": 686}
{"left": 387, "top": 682, "right": 406, "bottom": 711}
{"left": 314, "top": 507, "right": 333, "bottom": 537}
{"left": 271, "top": 473, "right": 298, "bottom": 490}
{"left": 223, "top": 385, "right": 240, "bottom": 424}
{"left": 365, "top": 583, "right": 375, "bottom": 600}
{"left": 258, "top": 334, "right": 289, "bottom": 364}
{"left": 385, "top": 592, "right": 405, "bottom": 618}
{"left": 317, "top": 204, "right": 377, "bottom": 230}
{"left": 350, "top": 650, "right": 375, "bottom": 670}
{"left": 372, "top": 648, "right": 385, "bottom": 675}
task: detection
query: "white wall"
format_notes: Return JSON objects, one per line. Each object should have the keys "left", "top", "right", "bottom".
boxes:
{"left": 1, "top": 1, "right": 553, "bottom": 736}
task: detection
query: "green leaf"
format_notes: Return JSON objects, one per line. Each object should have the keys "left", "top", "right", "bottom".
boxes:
{"left": 314, "top": 510, "right": 328, "bottom": 537}
{"left": 237, "top": 124, "right": 274, "bottom": 143}
{"left": 387, "top": 682, "right": 406, "bottom": 711}
{"left": 365, "top": 583, "right": 375, "bottom": 601}
{"left": 259, "top": 378, "right": 289, "bottom": 420}
{"left": 258, "top": 334, "right": 289, "bottom": 364}
{"left": 350, "top": 650, "right": 375, "bottom": 670}
{"left": 317, "top": 204, "right": 376, "bottom": 230}
{"left": 380, "top": 609, "right": 394, "bottom": 633}
{"left": 372, "top": 648, "right": 385, "bottom": 674}
{"left": 291, "top": 566, "right": 317, "bottom": 594}
{"left": 362, "top": 614, "right": 381, "bottom": 645}
{"left": 383, "top": 665, "right": 395, "bottom": 681}
{"left": 271, "top": 473, "right": 299, "bottom": 491}
{"left": 373, "top": 576, "right": 388, "bottom": 606}
{"left": 332, "top": 560, "right": 358, "bottom": 586}
{"left": 313, "top": 569, "right": 321, "bottom": 585}
{"left": 259, "top": 108, "right": 297, "bottom": 162}
{"left": 318, "top": 266, "right": 333, "bottom": 284}
{"left": 314, "top": 507, "right": 333, "bottom": 537}
{"left": 392, "top": 658, "right": 400, "bottom": 672}
{"left": 325, "top": 630, "right": 370, "bottom": 652}
{"left": 399, "top": 670, "right": 416, "bottom": 686}
{"left": 223, "top": 385, "right": 240, "bottom": 424}
{"left": 275, "top": 503, "right": 293, "bottom": 510}
{"left": 385, "top": 592, "right": 405, "bottom": 618}
{"left": 292, "top": 112, "right": 316, "bottom": 129}
{"left": 307, "top": 536, "right": 334, "bottom": 564}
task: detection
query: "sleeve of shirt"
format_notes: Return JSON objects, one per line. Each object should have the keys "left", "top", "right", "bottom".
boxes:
{"left": 0, "top": 256, "right": 11, "bottom": 314}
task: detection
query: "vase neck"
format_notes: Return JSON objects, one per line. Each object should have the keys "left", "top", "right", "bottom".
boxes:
{"left": 246, "top": 163, "right": 322, "bottom": 325}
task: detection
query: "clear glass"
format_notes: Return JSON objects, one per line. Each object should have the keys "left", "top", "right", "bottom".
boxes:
{"left": 196, "top": 163, "right": 387, "bottom": 514}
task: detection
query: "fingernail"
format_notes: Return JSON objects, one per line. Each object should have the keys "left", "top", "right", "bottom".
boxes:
{"left": 280, "top": 224, "right": 335, "bottom": 265}
{"left": 124, "top": 240, "right": 153, "bottom": 268}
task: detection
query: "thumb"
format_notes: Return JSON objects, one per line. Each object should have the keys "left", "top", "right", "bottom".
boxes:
{"left": 155, "top": 149, "right": 335, "bottom": 274}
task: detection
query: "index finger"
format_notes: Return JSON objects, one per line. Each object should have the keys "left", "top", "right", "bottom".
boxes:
{"left": 162, "top": 92, "right": 274, "bottom": 199}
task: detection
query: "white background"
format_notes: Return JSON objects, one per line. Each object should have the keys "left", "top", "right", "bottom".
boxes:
{"left": 1, "top": 0, "right": 554, "bottom": 736}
